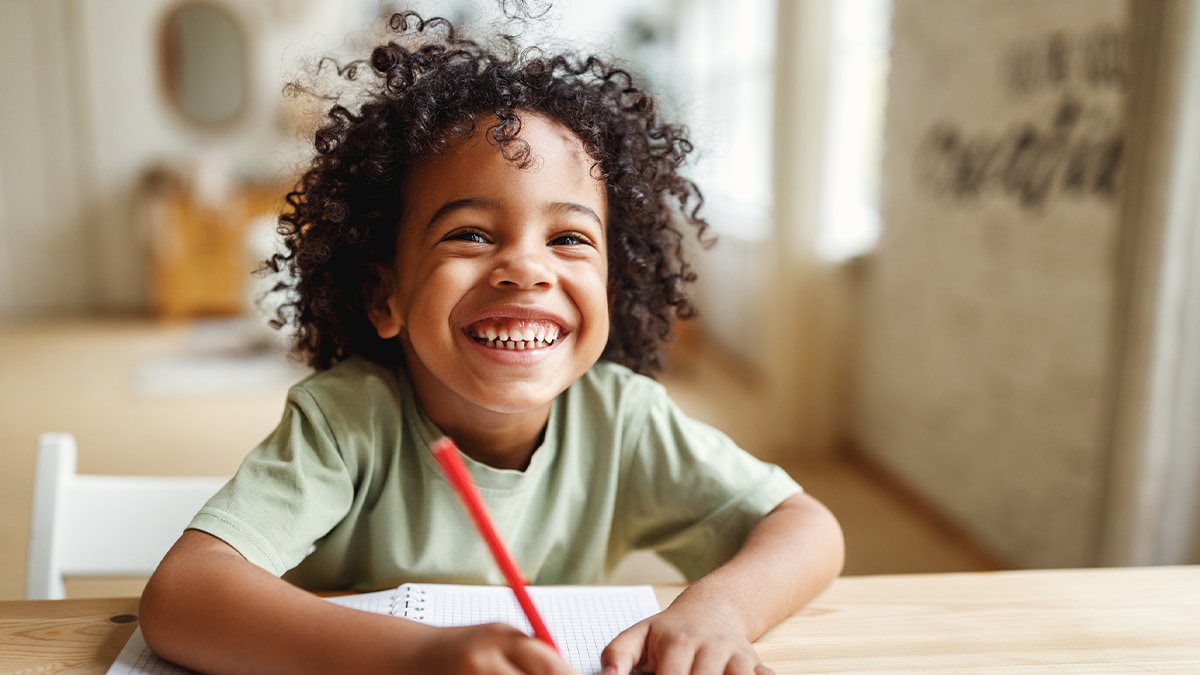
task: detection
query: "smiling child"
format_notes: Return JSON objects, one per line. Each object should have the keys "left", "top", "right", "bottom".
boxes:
{"left": 139, "top": 11, "right": 844, "bottom": 675}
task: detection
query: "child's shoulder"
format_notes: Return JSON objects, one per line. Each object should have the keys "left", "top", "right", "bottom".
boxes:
{"left": 580, "top": 358, "right": 657, "bottom": 383}
{"left": 290, "top": 356, "right": 405, "bottom": 403}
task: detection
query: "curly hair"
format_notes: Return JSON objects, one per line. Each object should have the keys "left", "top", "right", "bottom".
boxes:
{"left": 267, "top": 11, "right": 709, "bottom": 375}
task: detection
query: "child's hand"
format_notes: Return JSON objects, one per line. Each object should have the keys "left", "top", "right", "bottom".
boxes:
{"left": 413, "top": 622, "right": 579, "bottom": 674}
{"left": 600, "top": 606, "right": 775, "bottom": 675}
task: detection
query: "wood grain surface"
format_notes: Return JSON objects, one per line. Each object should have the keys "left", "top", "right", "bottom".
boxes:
{"left": 4, "top": 567, "right": 1198, "bottom": 674}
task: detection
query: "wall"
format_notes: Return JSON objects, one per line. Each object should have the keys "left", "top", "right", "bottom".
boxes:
{"left": 851, "top": 0, "right": 1128, "bottom": 568}
{"left": 0, "top": 2, "right": 93, "bottom": 316}
{"left": 0, "top": 0, "right": 371, "bottom": 318}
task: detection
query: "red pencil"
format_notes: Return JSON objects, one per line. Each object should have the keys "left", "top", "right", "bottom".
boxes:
{"left": 430, "top": 437, "right": 559, "bottom": 652}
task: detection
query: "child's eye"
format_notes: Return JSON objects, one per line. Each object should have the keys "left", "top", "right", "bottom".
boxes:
{"left": 549, "top": 231, "right": 594, "bottom": 247}
{"left": 442, "top": 228, "right": 489, "bottom": 244}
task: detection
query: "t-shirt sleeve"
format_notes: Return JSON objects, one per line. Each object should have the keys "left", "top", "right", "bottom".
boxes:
{"left": 187, "top": 387, "right": 355, "bottom": 576}
{"left": 618, "top": 386, "right": 802, "bottom": 581}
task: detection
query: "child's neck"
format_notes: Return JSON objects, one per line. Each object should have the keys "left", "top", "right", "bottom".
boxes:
{"left": 398, "top": 350, "right": 554, "bottom": 470}
{"left": 451, "top": 428, "right": 545, "bottom": 471}
{"left": 418, "top": 398, "right": 551, "bottom": 471}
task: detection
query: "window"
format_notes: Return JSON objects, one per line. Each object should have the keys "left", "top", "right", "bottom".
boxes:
{"left": 816, "top": 0, "right": 892, "bottom": 261}
{"left": 673, "top": 0, "right": 778, "bottom": 241}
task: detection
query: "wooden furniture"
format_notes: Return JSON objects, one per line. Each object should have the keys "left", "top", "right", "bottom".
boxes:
{"left": 1, "top": 566, "right": 1197, "bottom": 673}
{"left": 141, "top": 172, "right": 284, "bottom": 320}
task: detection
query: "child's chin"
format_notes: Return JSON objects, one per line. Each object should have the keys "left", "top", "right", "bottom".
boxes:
{"left": 469, "top": 382, "right": 567, "bottom": 415}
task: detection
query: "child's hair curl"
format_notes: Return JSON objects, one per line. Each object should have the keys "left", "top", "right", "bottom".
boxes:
{"left": 268, "top": 11, "right": 709, "bottom": 375}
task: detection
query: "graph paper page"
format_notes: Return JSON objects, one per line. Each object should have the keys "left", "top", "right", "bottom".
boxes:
{"left": 394, "top": 584, "right": 661, "bottom": 674}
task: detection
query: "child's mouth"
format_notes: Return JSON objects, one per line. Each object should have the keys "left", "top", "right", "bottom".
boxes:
{"left": 467, "top": 320, "right": 561, "bottom": 351}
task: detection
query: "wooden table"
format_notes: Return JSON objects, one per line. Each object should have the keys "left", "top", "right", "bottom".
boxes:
{"left": 2, "top": 566, "right": 1197, "bottom": 673}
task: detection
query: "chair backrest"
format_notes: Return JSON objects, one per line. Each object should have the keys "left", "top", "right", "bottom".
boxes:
{"left": 25, "top": 432, "right": 229, "bottom": 600}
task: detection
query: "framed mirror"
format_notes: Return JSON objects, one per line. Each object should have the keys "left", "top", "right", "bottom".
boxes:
{"left": 159, "top": 1, "right": 248, "bottom": 128}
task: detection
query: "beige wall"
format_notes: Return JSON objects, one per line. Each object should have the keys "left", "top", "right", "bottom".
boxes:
{"left": 0, "top": 1, "right": 93, "bottom": 315}
{"left": 0, "top": 0, "right": 366, "bottom": 317}
{"left": 852, "top": 0, "right": 1128, "bottom": 568}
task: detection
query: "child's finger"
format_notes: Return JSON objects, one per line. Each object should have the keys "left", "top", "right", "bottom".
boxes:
{"left": 692, "top": 648, "right": 762, "bottom": 675}
{"left": 646, "top": 641, "right": 696, "bottom": 675}
{"left": 508, "top": 635, "right": 579, "bottom": 675}
{"left": 599, "top": 622, "right": 650, "bottom": 675}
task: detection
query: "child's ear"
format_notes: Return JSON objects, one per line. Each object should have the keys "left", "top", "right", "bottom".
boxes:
{"left": 366, "top": 265, "right": 403, "bottom": 339}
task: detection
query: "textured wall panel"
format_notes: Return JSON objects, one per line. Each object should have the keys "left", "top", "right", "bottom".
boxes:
{"left": 852, "top": 0, "right": 1127, "bottom": 568}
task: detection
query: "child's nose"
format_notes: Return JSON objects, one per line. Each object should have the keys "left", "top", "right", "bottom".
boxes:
{"left": 489, "top": 242, "right": 553, "bottom": 290}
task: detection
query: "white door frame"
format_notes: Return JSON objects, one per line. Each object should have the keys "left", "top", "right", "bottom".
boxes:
{"left": 1102, "top": 0, "right": 1200, "bottom": 565}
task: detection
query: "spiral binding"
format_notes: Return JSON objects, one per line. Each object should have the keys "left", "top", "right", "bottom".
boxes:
{"left": 390, "top": 584, "right": 427, "bottom": 619}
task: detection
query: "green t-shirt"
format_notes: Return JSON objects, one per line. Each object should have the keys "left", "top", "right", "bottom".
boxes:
{"left": 189, "top": 357, "right": 801, "bottom": 592}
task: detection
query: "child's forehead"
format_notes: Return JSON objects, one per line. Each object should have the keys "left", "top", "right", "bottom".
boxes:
{"left": 431, "top": 110, "right": 589, "bottom": 157}
{"left": 400, "top": 110, "right": 601, "bottom": 188}
{"left": 397, "top": 110, "right": 607, "bottom": 224}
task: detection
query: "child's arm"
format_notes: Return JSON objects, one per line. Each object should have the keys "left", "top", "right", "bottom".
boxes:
{"left": 140, "top": 530, "right": 576, "bottom": 674}
{"left": 600, "top": 491, "right": 844, "bottom": 675}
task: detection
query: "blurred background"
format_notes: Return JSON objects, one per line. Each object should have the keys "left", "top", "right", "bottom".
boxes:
{"left": 3, "top": 0, "right": 1199, "bottom": 601}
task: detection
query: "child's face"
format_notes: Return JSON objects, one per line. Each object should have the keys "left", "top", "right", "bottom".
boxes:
{"left": 372, "top": 112, "right": 610, "bottom": 428}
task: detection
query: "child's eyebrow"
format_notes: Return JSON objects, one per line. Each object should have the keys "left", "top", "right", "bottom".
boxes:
{"left": 547, "top": 201, "right": 605, "bottom": 228}
{"left": 425, "top": 198, "right": 604, "bottom": 230}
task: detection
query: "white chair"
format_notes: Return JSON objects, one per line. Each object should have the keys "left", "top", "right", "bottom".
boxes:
{"left": 25, "top": 432, "right": 229, "bottom": 600}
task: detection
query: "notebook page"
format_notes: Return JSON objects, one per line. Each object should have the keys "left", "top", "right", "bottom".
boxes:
{"left": 393, "top": 584, "right": 660, "bottom": 674}
{"left": 323, "top": 587, "right": 396, "bottom": 614}
{"left": 105, "top": 627, "right": 193, "bottom": 675}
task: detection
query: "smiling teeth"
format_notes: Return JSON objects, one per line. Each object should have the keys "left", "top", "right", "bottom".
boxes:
{"left": 471, "top": 324, "right": 559, "bottom": 350}
{"left": 475, "top": 335, "right": 557, "bottom": 350}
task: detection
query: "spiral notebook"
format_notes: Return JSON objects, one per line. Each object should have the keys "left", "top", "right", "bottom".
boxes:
{"left": 107, "top": 584, "right": 660, "bottom": 675}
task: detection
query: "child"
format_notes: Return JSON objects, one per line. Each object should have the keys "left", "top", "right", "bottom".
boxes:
{"left": 140, "top": 11, "right": 844, "bottom": 674}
